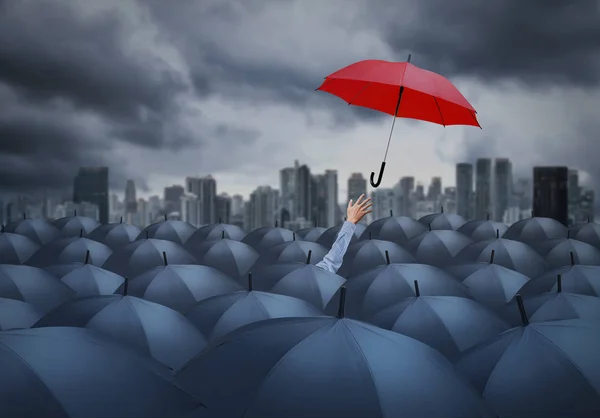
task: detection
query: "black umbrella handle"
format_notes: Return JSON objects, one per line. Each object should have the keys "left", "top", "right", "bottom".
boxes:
{"left": 370, "top": 161, "right": 386, "bottom": 188}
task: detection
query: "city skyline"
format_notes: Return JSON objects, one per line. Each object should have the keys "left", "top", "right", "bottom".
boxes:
{"left": 1, "top": 1, "right": 599, "bottom": 210}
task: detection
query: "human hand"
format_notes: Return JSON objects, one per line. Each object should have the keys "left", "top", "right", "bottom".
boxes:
{"left": 346, "top": 194, "right": 372, "bottom": 224}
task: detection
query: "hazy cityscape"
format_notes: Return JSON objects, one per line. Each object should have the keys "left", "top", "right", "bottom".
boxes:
{"left": 0, "top": 158, "right": 595, "bottom": 230}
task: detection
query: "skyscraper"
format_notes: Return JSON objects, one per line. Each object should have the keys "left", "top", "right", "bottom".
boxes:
{"left": 427, "top": 177, "right": 442, "bottom": 204}
{"left": 568, "top": 169, "right": 580, "bottom": 224}
{"left": 125, "top": 180, "right": 137, "bottom": 214}
{"left": 533, "top": 166, "right": 568, "bottom": 226}
{"left": 295, "top": 163, "right": 312, "bottom": 221}
{"left": 475, "top": 158, "right": 492, "bottom": 220}
{"left": 372, "top": 188, "right": 394, "bottom": 220}
{"left": 324, "top": 170, "right": 339, "bottom": 227}
{"left": 347, "top": 173, "right": 367, "bottom": 223}
{"left": 493, "top": 158, "right": 512, "bottom": 222}
{"left": 186, "top": 175, "right": 217, "bottom": 224}
{"left": 231, "top": 195, "right": 244, "bottom": 217}
{"left": 215, "top": 193, "right": 232, "bottom": 224}
{"left": 73, "top": 167, "right": 109, "bottom": 223}
{"left": 397, "top": 176, "right": 415, "bottom": 217}
{"left": 163, "top": 185, "right": 184, "bottom": 215}
{"left": 456, "top": 163, "right": 473, "bottom": 219}
{"left": 245, "top": 186, "right": 279, "bottom": 230}
{"left": 311, "top": 174, "right": 327, "bottom": 227}
{"left": 280, "top": 163, "right": 297, "bottom": 220}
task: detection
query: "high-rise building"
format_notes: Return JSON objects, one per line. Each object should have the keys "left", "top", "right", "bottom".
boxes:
{"left": 280, "top": 163, "right": 297, "bottom": 220}
{"left": 73, "top": 167, "right": 109, "bottom": 223}
{"left": 163, "top": 185, "right": 184, "bottom": 215}
{"left": 325, "top": 170, "right": 339, "bottom": 227}
{"left": 311, "top": 174, "right": 327, "bottom": 227}
{"left": 513, "top": 178, "right": 533, "bottom": 210}
{"left": 215, "top": 193, "right": 232, "bottom": 224}
{"left": 186, "top": 175, "right": 217, "bottom": 224}
{"left": 231, "top": 195, "right": 244, "bottom": 217}
{"left": 347, "top": 173, "right": 367, "bottom": 202}
{"left": 427, "top": 177, "right": 442, "bottom": 204}
{"left": 125, "top": 180, "right": 137, "bottom": 214}
{"left": 295, "top": 163, "right": 312, "bottom": 221}
{"left": 567, "top": 169, "right": 581, "bottom": 224}
{"left": 493, "top": 158, "right": 512, "bottom": 222}
{"left": 533, "top": 166, "right": 568, "bottom": 226}
{"left": 456, "top": 163, "right": 473, "bottom": 219}
{"left": 579, "top": 189, "right": 595, "bottom": 223}
{"left": 475, "top": 158, "right": 492, "bottom": 220}
{"left": 180, "top": 193, "right": 200, "bottom": 226}
{"left": 372, "top": 188, "right": 394, "bottom": 220}
{"left": 396, "top": 177, "right": 415, "bottom": 217}
{"left": 244, "top": 186, "right": 279, "bottom": 230}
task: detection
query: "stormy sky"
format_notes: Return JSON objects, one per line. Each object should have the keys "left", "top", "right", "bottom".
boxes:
{"left": 1, "top": 0, "right": 599, "bottom": 202}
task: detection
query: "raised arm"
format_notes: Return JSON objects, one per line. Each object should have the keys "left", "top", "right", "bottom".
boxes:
{"left": 315, "top": 194, "right": 372, "bottom": 273}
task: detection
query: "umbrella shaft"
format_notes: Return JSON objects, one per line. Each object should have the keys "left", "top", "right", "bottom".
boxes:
{"left": 383, "top": 86, "right": 405, "bottom": 162}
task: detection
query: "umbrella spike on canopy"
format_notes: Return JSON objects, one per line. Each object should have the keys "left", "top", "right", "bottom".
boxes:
{"left": 84, "top": 250, "right": 90, "bottom": 264}
{"left": 567, "top": 229, "right": 570, "bottom": 239}
{"left": 390, "top": 209, "right": 393, "bottom": 217}
{"left": 164, "top": 214, "right": 167, "bottom": 221}
{"left": 247, "top": 272, "right": 253, "bottom": 291}
{"left": 221, "top": 230, "right": 225, "bottom": 239}
{"left": 489, "top": 249, "right": 495, "bottom": 264}
{"left": 275, "top": 220, "right": 278, "bottom": 227}
{"left": 120, "top": 216, "right": 123, "bottom": 224}
{"left": 557, "top": 274, "right": 562, "bottom": 293}
{"left": 79, "top": 229, "right": 83, "bottom": 238}
{"left": 336, "top": 286, "right": 347, "bottom": 318}
{"left": 515, "top": 294, "right": 529, "bottom": 326}
{"left": 162, "top": 251, "right": 168, "bottom": 266}
{"left": 369, "top": 232, "right": 372, "bottom": 240}
{"left": 570, "top": 251, "right": 575, "bottom": 266}
{"left": 440, "top": 206, "right": 444, "bottom": 213}
{"left": 428, "top": 223, "right": 432, "bottom": 231}
{"left": 413, "top": 280, "right": 421, "bottom": 297}
{"left": 219, "top": 217, "right": 222, "bottom": 223}
{"left": 306, "top": 250, "right": 312, "bottom": 264}
{"left": 23, "top": 212, "right": 26, "bottom": 220}
{"left": 293, "top": 233, "right": 296, "bottom": 241}
{"left": 0, "top": 224, "right": 3, "bottom": 233}
{"left": 123, "top": 277, "right": 129, "bottom": 296}
{"left": 385, "top": 250, "right": 390, "bottom": 265}
{"left": 496, "top": 229, "right": 499, "bottom": 239}
{"left": 74, "top": 209, "right": 77, "bottom": 216}
{"left": 145, "top": 230, "right": 149, "bottom": 239}
{"left": 486, "top": 213, "right": 490, "bottom": 220}
{"left": 314, "top": 220, "right": 317, "bottom": 227}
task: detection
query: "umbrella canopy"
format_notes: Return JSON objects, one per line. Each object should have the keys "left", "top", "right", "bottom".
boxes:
{"left": 185, "top": 290, "right": 322, "bottom": 342}
{"left": 295, "top": 226, "right": 327, "bottom": 242}
{"left": 50, "top": 259, "right": 125, "bottom": 297}
{"left": 457, "top": 314, "right": 600, "bottom": 418}
{"left": 536, "top": 238, "right": 600, "bottom": 267}
{"left": 52, "top": 215, "right": 100, "bottom": 237}
{"left": 316, "top": 222, "right": 366, "bottom": 248}
{"left": 246, "top": 262, "right": 308, "bottom": 287}
{"left": 502, "top": 216, "right": 568, "bottom": 243}
{"left": 252, "top": 265, "right": 346, "bottom": 309}
{"left": 0, "top": 327, "right": 204, "bottom": 418}
{"left": 338, "top": 239, "right": 416, "bottom": 277}
{"left": 458, "top": 220, "right": 508, "bottom": 242}
{"left": 419, "top": 212, "right": 466, "bottom": 230}
{"left": 500, "top": 286, "right": 600, "bottom": 325}
{"left": 368, "top": 294, "right": 509, "bottom": 362}
{"left": 0, "top": 297, "right": 43, "bottom": 330}
{"left": 360, "top": 215, "right": 427, "bottom": 245}
{"left": 461, "top": 257, "right": 531, "bottom": 309}
{"left": 137, "top": 219, "right": 197, "bottom": 245}
{"left": 518, "top": 265, "right": 600, "bottom": 297}
{"left": 3, "top": 218, "right": 61, "bottom": 245}
{"left": 26, "top": 235, "right": 112, "bottom": 268}
{"left": 185, "top": 238, "right": 258, "bottom": 282}
{"left": 444, "top": 262, "right": 493, "bottom": 281}
{"left": 88, "top": 221, "right": 141, "bottom": 250}
{"left": 0, "top": 232, "right": 40, "bottom": 264}
{"left": 454, "top": 238, "right": 549, "bottom": 278}
{"left": 0, "top": 265, "right": 74, "bottom": 313}
{"left": 324, "top": 263, "right": 470, "bottom": 319}
{"left": 242, "top": 225, "right": 297, "bottom": 252}
{"left": 35, "top": 295, "right": 207, "bottom": 370}
{"left": 569, "top": 221, "right": 600, "bottom": 250}
{"left": 125, "top": 264, "right": 243, "bottom": 313}
{"left": 253, "top": 240, "right": 328, "bottom": 267}
{"left": 406, "top": 230, "right": 473, "bottom": 267}
{"left": 176, "top": 316, "right": 493, "bottom": 418}
{"left": 102, "top": 238, "right": 198, "bottom": 278}
{"left": 188, "top": 223, "right": 246, "bottom": 242}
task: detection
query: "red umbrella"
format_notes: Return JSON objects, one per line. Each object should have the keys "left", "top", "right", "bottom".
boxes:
{"left": 316, "top": 55, "right": 481, "bottom": 187}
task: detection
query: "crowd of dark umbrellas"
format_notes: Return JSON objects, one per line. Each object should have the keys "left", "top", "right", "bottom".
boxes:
{"left": 1, "top": 209, "right": 600, "bottom": 418}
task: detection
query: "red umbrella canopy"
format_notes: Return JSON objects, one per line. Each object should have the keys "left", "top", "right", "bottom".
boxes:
{"left": 316, "top": 59, "right": 480, "bottom": 127}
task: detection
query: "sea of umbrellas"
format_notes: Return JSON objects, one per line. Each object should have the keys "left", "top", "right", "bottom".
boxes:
{"left": 1, "top": 211, "right": 600, "bottom": 418}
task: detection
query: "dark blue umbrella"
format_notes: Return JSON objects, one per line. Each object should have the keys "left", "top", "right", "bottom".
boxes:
{"left": 536, "top": 238, "right": 600, "bottom": 267}
{"left": 102, "top": 238, "right": 198, "bottom": 278}
{"left": 242, "top": 224, "right": 297, "bottom": 252}
{"left": 458, "top": 219, "right": 508, "bottom": 242}
{"left": 176, "top": 302, "right": 494, "bottom": 418}
{"left": 296, "top": 226, "right": 328, "bottom": 242}
{"left": 253, "top": 239, "right": 328, "bottom": 267}
{"left": 460, "top": 250, "right": 531, "bottom": 309}
{"left": 0, "top": 232, "right": 40, "bottom": 264}
{"left": 0, "top": 297, "right": 43, "bottom": 330}
{"left": 48, "top": 254, "right": 125, "bottom": 297}
{"left": 419, "top": 208, "right": 466, "bottom": 230}
{"left": 457, "top": 298, "right": 600, "bottom": 418}
{"left": 188, "top": 222, "right": 246, "bottom": 242}
{"left": 246, "top": 262, "right": 308, "bottom": 287}
{"left": 360, "top": 214, "right": 427, "bottom": 245}
{"left": 316, "top": 221, "right": 366, "bottom": 248}
{"left": 0, "top": 327, "right": 204, "bottom": 418}
{"left": 454, "top": 238, "right": 549, "bottom": 278}
{"left": 338, "top": 239, "right": 416, "bottom": 277}
{"left": 0, "top": 265, "right": 74, "bottom": 313}
{"left": 325, "top": 263, "right": 470, "bottom": 319}
{"left": 52, "top": 214, "right": 100, "bottom": 237}
{"left": 88, "top": 219, "right": 141, "bottom": 250}
{"left": 124, "top": 262, "right": 243, "bottom": 312}
{"left": 3, "top": 217, "right": 61, "bottom": 245}
{"left": 27, "top": 234, "right": 112, "bottom": 268}
{"left": 569, "top": 221, "right": 600, "bottom": 250}
{"left": 185, "top": 237, "right": 258, "bottom": 282}
{"left": 35, "top": 294, "right": 207, "bottom": 370}
{"left": 518, "top": 264, "right": 600, "bottom": 297}
{"left": 502, "top": 216, "right": 568, "bottom": 243}
{"left": 252, "top": 263, "right": 346, "bottom": 309}
{"left": 405, "top": 230, "right": 473, "bottom": 267}
{"left": 185, "top": 278, "right": 322, "bottom": 342}
{"left": 499, "top": 276, "right": 600, "bottom": 325}
{"left": 367, "top": 290, "right": 509, "bottom": 362}
{"left": 137, "top": 218, "right": 197, "bottom": 245}
{"left": 445, "top": 262, "right": 494, "bottom": 281}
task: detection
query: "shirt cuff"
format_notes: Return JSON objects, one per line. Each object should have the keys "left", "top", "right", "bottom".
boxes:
{"left": 342, "top": 221, "right": 357, "bottom": 234}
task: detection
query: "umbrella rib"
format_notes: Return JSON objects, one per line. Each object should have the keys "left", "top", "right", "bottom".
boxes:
{"left": 433, "top": 97, "right": 446, "bottom": 127}
{"left": 469, "top": 110, "right": 482, "bottom": 128}
{"left": 347, "top": 81, "right": 373, "bottom": 105}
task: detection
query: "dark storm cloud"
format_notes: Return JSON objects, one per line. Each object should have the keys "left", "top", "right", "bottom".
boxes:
{"left": 382, "top": 0, "right": 600, "bottom": 86}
